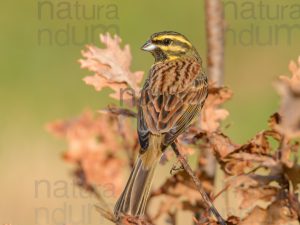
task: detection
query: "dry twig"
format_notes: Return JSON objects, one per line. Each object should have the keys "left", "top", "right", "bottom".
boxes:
{"left": 204, "top": 0, "right": 225, "bottom": 86}
{"left": 171, "top": 142, "right": 226, "bottom": 225}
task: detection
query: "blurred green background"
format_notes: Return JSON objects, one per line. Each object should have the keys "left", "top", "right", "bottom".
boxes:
{"left": 1, "top": 0, "right": 300, "bottom": 224}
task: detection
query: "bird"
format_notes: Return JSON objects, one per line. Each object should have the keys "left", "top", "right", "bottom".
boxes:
{"left": 114, "top": 31, "right": 208, "bottom": 218}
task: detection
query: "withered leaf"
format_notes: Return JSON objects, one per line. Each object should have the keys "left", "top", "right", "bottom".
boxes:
{"left": 79, "top": 33, "right": 144, "bottom": 101}
{"left": 47, "top": 110, "right": 137, "bottom": 195}
{"left": 274, "top": 57, "right": 300, "bottom": 139}
{"left": 200, "top": 86, "right": 232, "bottom": 133}
{"left": 220, "top": 131, "right": 277, "bottom": 175}
{"left": 240, "top": 199, "right": 298, "bottom": 225}
{"left": 284, "top": 163, "right": 300, "bottom": 189}
{"left": 208, "top": 132, "right": 238, "bottom": 158}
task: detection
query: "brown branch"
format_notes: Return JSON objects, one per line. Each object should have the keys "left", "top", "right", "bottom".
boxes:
{"left": 203, "top": 1, "right": 226, "bottom": 218}
{"left": 204, "top": 0, "right": 225, "bottom": 86}
{"left": 278, "top": 135, "right": 293, "bottom": 167}
{"left": 211, "top": 184, "right": 230, "bottom": 202}
{"left": 101, "top": 105, "right": 137, "bottom": 118}
{"left": 171, "top": 142, "right": 226, "bottom": 225}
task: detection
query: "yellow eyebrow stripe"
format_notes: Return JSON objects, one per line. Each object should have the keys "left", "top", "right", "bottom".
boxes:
{"left": 153, "top": 35, "right": 192, "bottom": 47}
{"left": 159, "top": 45, "right": 185, "bottom": 52}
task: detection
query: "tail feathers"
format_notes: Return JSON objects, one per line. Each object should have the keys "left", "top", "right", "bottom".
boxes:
{"left": 114, "top": 155, "right": 159, "bottom": 217}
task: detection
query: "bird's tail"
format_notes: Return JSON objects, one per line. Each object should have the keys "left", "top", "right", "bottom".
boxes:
{"left": 114, "top": 135, "right": 162, "bottom": 217}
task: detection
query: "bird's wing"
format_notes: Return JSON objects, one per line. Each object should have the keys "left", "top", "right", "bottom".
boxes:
{"left": 138, "top": 60, "right": 208, "bottom": 151}
{"left": 161, "top": 75, "right": 208, "bottom": 146}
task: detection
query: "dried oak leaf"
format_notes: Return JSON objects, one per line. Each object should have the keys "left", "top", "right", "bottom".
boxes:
{"left": 151, "top": 196, "right": 181, "bottom": 222}
{"left": 47, "top": 110, "right": 136, "bottom": 195}
{"left": 221, "top": 131, "right": 277, "bottom": 175}
{"left": 79, "top": 33, "right": 144, "bottom": 101}
{"left": 274, "top": 56, "right": 300, "bottom": 138}
{"left": 240, "top": 199, "right": 299, "bottom": 225}
{"left": 150, "top": 171, "right": 211, "bottom": 221}
{"left": 153, "top": 170, "right": 213, "bottom": 199}
{"left": 230, "top": 175, "right": 278, "bottom": 210}
{"left": 200, "top": 86, "right": 232, "bottom": 133}
{"left": 208, "top": 132, "right": 238, "bottom": 158}
{"left": 268, "top": 113, "right": 296, "bottom": 167}
{"left": 284, "top": 163, "right": 300, "bottom": 189}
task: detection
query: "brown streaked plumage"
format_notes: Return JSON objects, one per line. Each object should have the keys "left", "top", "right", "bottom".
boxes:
{"left": 114, "top": 31, "right": 208, "bottom": 218}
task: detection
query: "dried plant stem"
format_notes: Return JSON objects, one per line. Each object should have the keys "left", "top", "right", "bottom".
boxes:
{"left": 204, "top": 0, "right": 227, "bottom": 217}
{"left": 203, "top": 0, "right": 225, "bottom": 179}
{"left": 204, "top": 0, "right": 225, "bottom": 86}
{"left": 278, "top": 135, "right": 292, "bottom": 167}
{"left": 171, "top": 142, "right": 226, "bottom": 225}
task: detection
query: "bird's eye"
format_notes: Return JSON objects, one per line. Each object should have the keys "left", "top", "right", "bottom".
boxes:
{"left": 163, "top": 38, "right": 172, "bottom": 46}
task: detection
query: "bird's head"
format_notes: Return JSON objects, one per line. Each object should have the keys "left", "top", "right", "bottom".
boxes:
{"left": 141, "top": 31, "right": 200, "bottom": 63}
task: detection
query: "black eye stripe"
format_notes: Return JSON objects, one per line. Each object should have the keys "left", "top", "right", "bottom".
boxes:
{"left": 152, "top": 38, "right": 173, "bottom": 46}
{"left": 152, "top": 40, "right": 161, "bottom": 45}
{"left": 152, "top": 38, "right": 190, "bottom": 50}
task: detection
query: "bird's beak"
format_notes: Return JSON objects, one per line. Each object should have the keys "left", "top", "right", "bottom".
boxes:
{"left": 141, "top": 40, "right": 156, "bottom": 51}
